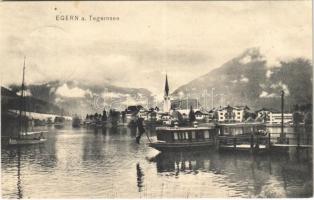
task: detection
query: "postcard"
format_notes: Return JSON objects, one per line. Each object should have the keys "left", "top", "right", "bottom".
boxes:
{"left": 1, "top": 1, "right": 312, "bottom": 198}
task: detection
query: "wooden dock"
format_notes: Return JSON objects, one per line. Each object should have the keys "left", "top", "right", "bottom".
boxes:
{"left": 216, "top": 134, "right": 312, "bottom": 153}
{"left": 272, "top": 144, "right": 312, "bottom": 148}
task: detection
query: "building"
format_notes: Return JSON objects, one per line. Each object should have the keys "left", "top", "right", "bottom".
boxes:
{"left": 256, "top": 108, "right": 293, "bottom": 124}
{"left": 163, "top": 75, "right": 171, "bottom": 113}
{"left": 217, "top": 105, "right": 250, "bottom": 122}
{"left": 176, "top": 109, "right": 191, "bottom": 119}
{"left": 195, "top": 110, "right": 209, "bottom": 121}
{"left": 255, "top": 108, "right": 278, "bottom": 122}
{"left": 269, "top": 113, "right": 293, "bottom": 124}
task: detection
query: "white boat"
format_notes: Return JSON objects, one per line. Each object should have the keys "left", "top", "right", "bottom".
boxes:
{"left": 8, "top": 58, "right": 48, "bottom": 145}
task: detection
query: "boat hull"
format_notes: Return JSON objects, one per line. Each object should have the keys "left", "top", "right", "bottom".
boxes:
{"left": 9, "top": 138, "right": 47, "bottom": 145}
{"left": 8, "top": 131, "right": 48, "bottom": 145}
{"left": 149, "top": 140, "right": 215, "bottom": 152}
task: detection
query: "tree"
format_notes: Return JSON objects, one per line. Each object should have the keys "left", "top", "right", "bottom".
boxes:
{"left": 189, "top": 105, "right": 196, "bottom": 123}
{"left": 102, "top": 109, "right": 107, "bottom": 121}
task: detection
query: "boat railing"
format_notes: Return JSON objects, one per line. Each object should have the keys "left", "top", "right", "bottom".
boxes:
{"left": 156, "top": 126, "right": 215, "bottom": 131}
{"left": 156, "top": 138, "right": 214, "bottom": 143}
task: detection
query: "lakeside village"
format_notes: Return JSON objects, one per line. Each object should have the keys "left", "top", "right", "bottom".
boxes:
{"left": 2, "top": 74, "right": 313, "bottom": 152}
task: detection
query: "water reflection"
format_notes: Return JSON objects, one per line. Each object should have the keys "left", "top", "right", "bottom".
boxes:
{"left": 136, "top": 163, "right": 144, "bottom": 192}
{"left": 150, "top": 150, "right": 312, "bottom": 197}
{"left": 1, "top": 126, "right": 312, "bottom": 198}
{"left": 16, "top": 147, "right": 23, "bottom": 199}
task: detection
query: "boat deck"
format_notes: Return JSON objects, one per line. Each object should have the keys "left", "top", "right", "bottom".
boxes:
{"left": 149, "top": 139, "right": 215, "bottom": 151}
{"left": 219, "top": 144, "right": 267, "bottom": 151}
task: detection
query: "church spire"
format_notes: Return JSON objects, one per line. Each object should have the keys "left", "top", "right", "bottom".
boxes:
{"left": 164, "top": 74, "right": 169, "bottom": 97}
{"left": 163, "top": 74, "right": 171, "bottom": 113}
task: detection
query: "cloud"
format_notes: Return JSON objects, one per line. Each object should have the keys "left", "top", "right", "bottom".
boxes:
{"left": 270, "top": 82, "right": 290, "bottom": 96}
{"left": 55, "top": 84, "right": 91, "bottom": 98}
{"left": 240, "top": 75, "right": 249, "bottom": 83}
{"left": 259, "top": 91, "right": 277, "bottom": 98}
{"left": 266, "top": 70, "right": 273, "bottom": 78}
{"left": 101, "top": 91, "right": 130, "bottom": 101}
{"left": 1, "top": 1, "right": 311, "bottom": 97}
{"left": 239, "top": 55, "right": 252, "bottom": 64}
{"left": 260, "top": 81, "right": 290, "bottom": 98}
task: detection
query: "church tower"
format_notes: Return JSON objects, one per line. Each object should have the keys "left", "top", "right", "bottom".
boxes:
{"left": 163, "top": 74, "right": 171, "bottom": 113}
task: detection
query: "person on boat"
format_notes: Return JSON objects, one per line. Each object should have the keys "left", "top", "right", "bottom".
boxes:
{"left": 136, "top": 116, "right": 145, "bottom": 144}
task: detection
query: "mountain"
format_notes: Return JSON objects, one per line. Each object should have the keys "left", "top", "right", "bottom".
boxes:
{"left": 1, "top": 86, "right": 64, "bottom": 114}
{"left": 172, "top": 48, "right": 312, "bottom": 111}
{"left": 8, "top": 80, "right": 154, "bottom": 116}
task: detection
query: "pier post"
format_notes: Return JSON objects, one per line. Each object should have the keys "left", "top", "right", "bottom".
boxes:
{"left": 233, "top": 137, "right": 236, "bottom": 150}
{"left": 268, "top": 132, "right": 271, "bottom": 149}
{"left": 280, "top": 90, "right": 285, "bottom": 142}
{"left": 307, "top": 133, "right": 310, "bottom": 145}
{"left": 216, "top": 138, "right": 220, "bottom": 151}
{"left": 297, "top": 131, "right": 300, "bottom": 148}
{"left": 250, "top": 134, "right": 254, "bottom": 149}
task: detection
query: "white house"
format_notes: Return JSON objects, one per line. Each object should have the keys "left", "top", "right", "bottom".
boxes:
{"left": 195, "top": 110, "right": 209, "bottom": 121}
{"left": 176, "top": 109, "right": 200, "bottom": 120}
{"left": 269, "top": 113, "right": 293, "bottom": 124}
{"left": 256, "top": 108, "right": 292, "bottom": 124}
{"left": 256, "top": 108, "right": 278, "bottom": 123}
{"left": 217, "top": 105, "right": 249, "bottom": 122}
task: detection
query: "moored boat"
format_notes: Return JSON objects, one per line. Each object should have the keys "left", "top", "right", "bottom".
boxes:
{"left": 9, "top": 131, "right": 47, "bottom": 145}
{"left": 149, "top": 125, "right": 217, "bottom": 151}
{"left": 216, "top": 122, "right": 270, "bottom": 152}
{"left": 72, "top": 115, "right": 81, "bottom": 128}
{"left": 8, "top": 57, "right": 48, "bottom": 145}
{"left": 54, "top": 116, "right": 65, "bottom": 128}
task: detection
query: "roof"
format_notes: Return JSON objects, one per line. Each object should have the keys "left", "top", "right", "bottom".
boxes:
{"left": 1, "top": 86, "right": 18, "bottom": 97}
{"left": 176, "top": 109, "right": 200, "bottom": 115}
{"left": 234, "top": 105, "right": 250, "bottom": 110}
{"left": 195, "top": 110, "right": 209, "bottom": 115}
{"left": 256, "top": 107, "right": 280, "bottom": 113}
{"left": 218, "top": 105, "right": 241, "bottom": 111}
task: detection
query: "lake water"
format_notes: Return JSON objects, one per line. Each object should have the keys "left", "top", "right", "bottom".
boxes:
{"left": 1, "top": 126, "right": 313, "bottom": 198}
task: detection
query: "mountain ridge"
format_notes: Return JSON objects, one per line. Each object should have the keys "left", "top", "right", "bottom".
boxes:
{"left": 172, "top": 48, "right": 312, "bottom": 111}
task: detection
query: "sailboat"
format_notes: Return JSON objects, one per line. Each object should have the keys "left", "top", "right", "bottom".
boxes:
{"left": 9, "top": 58, "right": 48, "bottom": 145}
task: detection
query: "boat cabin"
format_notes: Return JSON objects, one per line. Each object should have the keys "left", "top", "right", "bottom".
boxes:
{"left": 156, "top": 127, "right": 217, "bottom": 143}
{"left": 217, "top": 122, "right": 266, "bottom": 136}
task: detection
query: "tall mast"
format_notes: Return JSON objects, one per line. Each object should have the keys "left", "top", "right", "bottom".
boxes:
{"left": 18, "top": 57, "right": 26, "bottom": 137}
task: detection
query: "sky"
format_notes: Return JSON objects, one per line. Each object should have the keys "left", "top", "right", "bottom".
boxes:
{"left": 0, "top": 1, "right": 312, "bottom": 98}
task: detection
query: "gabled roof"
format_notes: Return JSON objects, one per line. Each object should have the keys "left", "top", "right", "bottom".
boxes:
{"left": 255, "top": 107, "right": 279, "bottom": 113}
{"left": 217, "top": 105, "right": 251, "bottom": 111}
{"left": 218, "top": 105, "right": 240, "bottom": 111}
{"left": 195, "top": 110, "right": 209, "bottom": 115}
{"left": 234, "top": 105, "right": 250, "bottom": 110}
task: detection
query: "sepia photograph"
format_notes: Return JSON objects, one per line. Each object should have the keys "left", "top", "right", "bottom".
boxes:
{"left": 0, "top": 1, "right": 313, "bottom": 198}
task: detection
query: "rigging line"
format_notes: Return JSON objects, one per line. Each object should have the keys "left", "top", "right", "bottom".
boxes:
{"left": 144, "top": 130, "right": 152, "bottom": 143}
